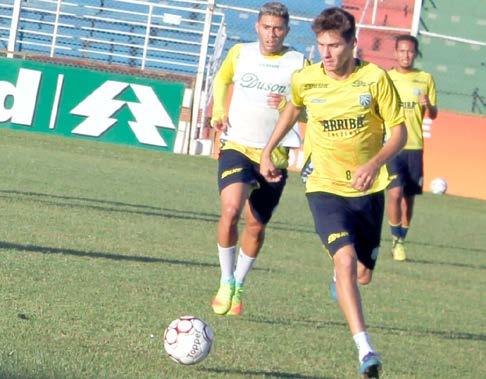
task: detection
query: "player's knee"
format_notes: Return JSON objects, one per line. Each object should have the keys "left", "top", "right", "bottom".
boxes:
{"left": 334, "top": 253, "right": 356, "bottom": 275}
{"left": 245, "top": 220, "right": 265, "bottom": 239}
{"left": 387, "top": 187, "right": 401, "bottom": 202}
{"left": 220, "top": 205, "right": 241, "bottom": 225}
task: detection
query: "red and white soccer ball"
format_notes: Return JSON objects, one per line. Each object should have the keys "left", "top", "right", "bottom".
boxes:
{"left": 430, "top": 177, "right": 447, "bottom": 195}
{"left": 163, "top": 316, "right": 214, "bottom": 365}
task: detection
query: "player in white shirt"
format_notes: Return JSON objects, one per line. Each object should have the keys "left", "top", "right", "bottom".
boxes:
{"left": 210, "top": 2, "right": 307, "bottom": 316}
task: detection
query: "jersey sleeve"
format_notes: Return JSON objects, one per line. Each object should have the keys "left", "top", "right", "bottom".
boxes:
{"left": 375, "top": 71, "right": 404, "bottom": 129}
{"left": 278, "top": 57, "right": 310, "bottom": 112}
{"left": 211, "top": 44, "right": 241, "bottom": 123}
{"left": 290, "top": 69, "right": 305, "bottom": 108}
{"left": 427, "top": 73, "right": 438, "bottom": 107}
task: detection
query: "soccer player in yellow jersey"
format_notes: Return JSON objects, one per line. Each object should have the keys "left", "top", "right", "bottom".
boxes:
{"left": 387, "top": 35, "right": 438, "bottom": 261}
{"left": 260, "top": 8, "right": 407, "bottom": 378}
{"left": 210, "top": 2, "right": 307, "bottom": 316}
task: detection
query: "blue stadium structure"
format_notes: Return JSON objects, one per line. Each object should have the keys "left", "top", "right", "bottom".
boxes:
{"left": 0, "top": 0, "right": 483, "bottom": 114}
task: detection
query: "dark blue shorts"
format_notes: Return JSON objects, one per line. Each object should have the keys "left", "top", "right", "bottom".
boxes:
{"left": 306, "top": 191, "right": 384, "bottom": 270}
{"left": 218, "top": 149, "right": 287, "bottom": 225}
{"left": 387, "top": 149, "right": 424, "bottom": 196}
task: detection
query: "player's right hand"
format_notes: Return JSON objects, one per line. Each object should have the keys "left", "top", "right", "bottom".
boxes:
{"left": 267, "top": 93, "right": 285, "bottom": 110}
{"left": 260, "top": 155, "right": 282, "bottom": 182}
{"left": 211, "top": 116, "right": 229, "bottom": 133}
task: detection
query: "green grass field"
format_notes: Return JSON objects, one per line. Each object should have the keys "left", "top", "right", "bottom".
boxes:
{"left": 1, "top": 129, "right": 485, "bottom": 378}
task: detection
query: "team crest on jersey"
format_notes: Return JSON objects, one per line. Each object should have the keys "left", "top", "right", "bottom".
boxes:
{"left": 412, "top": 87, "right": 422, "bottom": 96}
{"left": 359, "top": 94, "right": 372, "bottom": 108}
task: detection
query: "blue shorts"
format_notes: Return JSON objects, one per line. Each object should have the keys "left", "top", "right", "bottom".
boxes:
{"left": 387, "top": 149, "right": 424, "bottom": 196}
{"left": 306, "top": 191, "right": 384, "bottom": 270}
{"left": 218, "top": 149, "right": 287, "bottom": 225}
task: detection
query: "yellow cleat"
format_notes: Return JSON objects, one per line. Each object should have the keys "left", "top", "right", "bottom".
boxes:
{"left": 227, "top": 286, "right": 244, "bottom": 316}
{"left": 392, "top": 239, "right": 407, "bottom": 261}
{"left": 211, "top": 283, "right": 234, "bottom": 315}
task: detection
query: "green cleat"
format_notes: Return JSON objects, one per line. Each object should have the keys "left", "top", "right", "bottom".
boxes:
{"left": 211, "top": 282, "right": 234, "bottom": 315}
{"left": 227, "top": 285, "right": 244, "bottom": 316}
{"left": 392, "top": 239, "right": 407, "bottom": 261}
{"left": 329, "top": 280, "right": 337, "bottom": 301}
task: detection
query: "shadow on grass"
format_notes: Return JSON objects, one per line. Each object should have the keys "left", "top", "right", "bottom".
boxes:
{"left": 199, "top": 367, "right": 333, "bottom": 379}
{"left": 0, "top": 240, "right": 215, "bottom": 267}
{"left": 247, "top": 316, "right": 486, "bottom": 342}
{"left": 406, "top": 258, "right": 486, "bottom": 270}
{"left": 0, "top": 240, "right": 272, "bottom": 272}
{"left": 3, "top": 189, "right": 484, "bottom": 253}
{"left": 0, "top": 189, "right": 315, "bottom": 234}
{"left": 381, "top": 235, "right": 486, "bottom": 255}
{"left": 0, "top": 189, "right": 219, "bottom": 222}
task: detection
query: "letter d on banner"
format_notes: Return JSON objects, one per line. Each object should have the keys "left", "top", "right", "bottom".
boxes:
{"left": 0, "top": 68, "right": 41, "bottom": 126}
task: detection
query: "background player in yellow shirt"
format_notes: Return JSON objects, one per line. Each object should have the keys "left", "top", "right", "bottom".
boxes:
{"left": 260, "top": 7, "right": 406, "bottom": 378}
{"left": 210, "top": 2, "right": 307, "bottom": 316}
{"left": 386, "top": 35, "right": 438, "bottom": 261}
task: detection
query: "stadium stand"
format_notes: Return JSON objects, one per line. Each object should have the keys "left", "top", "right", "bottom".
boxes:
{"left": 343, "top": 0, "right": 415, "bottom": 69}
{"left": 0, "top": 0, "right": 224, "bottom": 75}
{"left": 0, "top": 1, "right": 334, "bottom": 75}
{"left": 342, "top": 0, "right": 485, "bottom": 114}
{"left": 217, "top": 0, "right": 341, "bottom": 57}
{"left": 1, "top": 0, "right": 483, "bottom": 115}
{"left": 0, "top": 1, "right": 14, "bottom": 49}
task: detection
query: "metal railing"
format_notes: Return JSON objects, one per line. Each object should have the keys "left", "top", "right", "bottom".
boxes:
{"left": 1, "top": 0, "right": 226, "bottom": 75}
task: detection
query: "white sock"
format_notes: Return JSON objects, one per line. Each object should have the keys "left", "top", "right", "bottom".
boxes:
{"left": 353, "top": 331, "right": 374, "bottom": 362}
{"left": 233, "top": 249, "right": 256, "bottom": 286}
{"left": 217, "top": 244, "right": 236, "bottom": 283}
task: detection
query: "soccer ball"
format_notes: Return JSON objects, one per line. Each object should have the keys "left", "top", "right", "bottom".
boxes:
{"left": 430, "top": 177, "right": 447, "bottom": 195}
{"left": 163, "top": 316, "right": 214, "bottom": 365}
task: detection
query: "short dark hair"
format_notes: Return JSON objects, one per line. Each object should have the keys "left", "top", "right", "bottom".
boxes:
{"left": 312, "top": 7, "right": 356, "bottom": 43}
{"left": 258, "top": 2, "right": 290, "bottom": 27}
{"left": 395, "top": 34, "right": 419, "bottom": 52}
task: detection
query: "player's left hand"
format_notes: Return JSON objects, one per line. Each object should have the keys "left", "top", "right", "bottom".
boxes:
{"left": 419, "top": 94, "right": 430, "bottom": 108}
{"left": 260, "top": 155, "right": 283, "bottom": 183}
{"left": 352, "top": 162, "right": 379, "bottom": 192}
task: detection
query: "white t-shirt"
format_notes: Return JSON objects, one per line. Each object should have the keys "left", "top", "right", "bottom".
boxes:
{"left": 224, "top": 43, "right": 305, "bottom": 148}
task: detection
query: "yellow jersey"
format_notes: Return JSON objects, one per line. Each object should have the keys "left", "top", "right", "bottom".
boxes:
{"left": 291, "top": 60, "right": 404, "bottom": 197}
{"left": 388, "top": 68, "right": 437, "bottom": 150}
